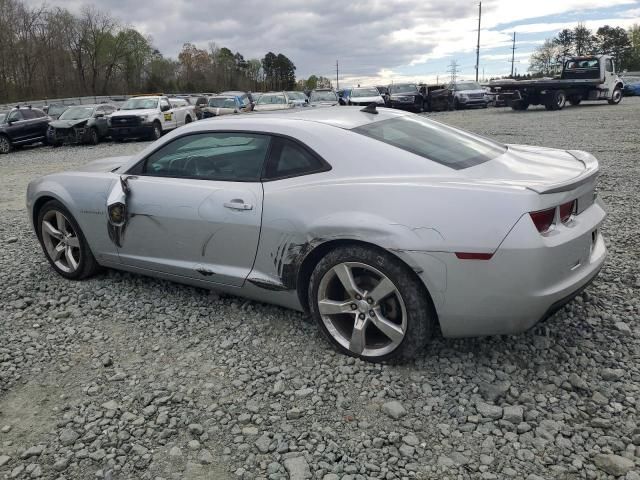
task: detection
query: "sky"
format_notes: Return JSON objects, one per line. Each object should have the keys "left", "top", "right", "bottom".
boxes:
{"left": 26, "top": 0, "right": 640, "bottom": 86}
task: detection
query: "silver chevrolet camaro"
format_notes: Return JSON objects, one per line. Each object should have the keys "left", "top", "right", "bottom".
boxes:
{"left": 27, "top": 106, "right": 607, "bottom": 361}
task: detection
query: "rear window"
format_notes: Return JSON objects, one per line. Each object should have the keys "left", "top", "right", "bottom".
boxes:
{"left": 352, "top": 116, "right": 506, "bottom": 170}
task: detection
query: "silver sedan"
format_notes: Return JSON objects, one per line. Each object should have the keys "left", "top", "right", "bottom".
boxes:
{"left": 27, "top": 106, "right": 607, "bottom": 361}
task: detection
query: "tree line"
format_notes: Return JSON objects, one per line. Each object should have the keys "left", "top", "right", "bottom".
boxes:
{"left": 0, "top": 0, "right": 301, "bottom": 103}
{"left": 529, "top": 23, "right": 640, "bottom": 76}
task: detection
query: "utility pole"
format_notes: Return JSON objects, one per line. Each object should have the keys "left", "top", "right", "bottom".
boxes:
{"left": 336, "top": 60, "right": 339, "bottom": 90}
{"left": 436, "top": 74, "right": 439, "bottom": 84}
{"left": 447, "top": 60, "right": 459, "bottom": 85}
{"left": 510, "top": 32, "right": 516, "bottom": 78}
{"left": 475, "top": 1, "right": 482, "bottom": 82}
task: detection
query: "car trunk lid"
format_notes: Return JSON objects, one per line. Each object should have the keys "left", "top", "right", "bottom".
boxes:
{"left": 465, "top": 144, "right": 598, "bottom": 194}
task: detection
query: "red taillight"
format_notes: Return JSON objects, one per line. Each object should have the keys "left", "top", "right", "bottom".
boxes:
{"left": 559, "top": 199, "right": 576, "bottom": 223}
{"left": 530, "top": 208, "right": 555, "bottom": 233}
{"left": 455, "top": 252, "right": 493, "bottom": 260}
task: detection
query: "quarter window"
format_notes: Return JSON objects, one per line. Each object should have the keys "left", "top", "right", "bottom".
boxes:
{"left": 263, "top": 137, "right": 328, "bottom": 180}
{"left": 143, "top": 133, "right": 270, "bottom": 182}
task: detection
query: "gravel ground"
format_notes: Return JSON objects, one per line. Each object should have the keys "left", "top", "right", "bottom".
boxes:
{"left": 0, "top": 100, "right": 638, "bottom": 480}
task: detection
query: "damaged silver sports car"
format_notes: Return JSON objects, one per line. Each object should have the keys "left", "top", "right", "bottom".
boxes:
{"left": 27, "top": 105, "right": 606, "bottom": 361}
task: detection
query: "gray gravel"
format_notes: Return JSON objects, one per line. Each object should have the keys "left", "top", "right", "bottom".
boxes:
{"left": 1, "top": 100, "right": 639, "bottom": 479}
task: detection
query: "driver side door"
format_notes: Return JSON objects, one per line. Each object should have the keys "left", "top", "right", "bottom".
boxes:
{"left": 108, "top": 131, "right": 270, "bottom": 287}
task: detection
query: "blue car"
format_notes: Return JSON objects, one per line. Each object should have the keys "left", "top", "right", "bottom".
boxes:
{"left": 623, "top": 76, "right": 640, "bottom": 96}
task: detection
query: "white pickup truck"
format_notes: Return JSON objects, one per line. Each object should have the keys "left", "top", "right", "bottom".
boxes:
{"left": 108, "top": 95, "right": 196, "bottom": 141}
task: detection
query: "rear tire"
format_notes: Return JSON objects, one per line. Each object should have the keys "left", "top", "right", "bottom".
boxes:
{"left": 511, "top": 100, "right": 529, "bottom": 111}
{"left": 309, "top": 245, "right": 435, "bottom": 362}
{"left": 36, "top": 200, "right": 99, "bottom": 280}
{"left": 184, "top": 116, "right": 192, "bottom": 124}
{"left": 0, "top": 134, "right": 12, "bottom": 154}
{"left": 608, "top": 87, "right": 623, "bottom": 105}
{"left": 545, "top": 90, "right": 566, "bottom": 110}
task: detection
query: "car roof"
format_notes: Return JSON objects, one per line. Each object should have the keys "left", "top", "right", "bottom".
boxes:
{"left": 191, "top": 105, "right": 409, "bottom": 130}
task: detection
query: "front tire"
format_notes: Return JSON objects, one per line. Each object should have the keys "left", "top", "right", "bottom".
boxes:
{"left": 546, "top": 90, "right": 566, "bottom": 110}
{"left": 36, "top": 200, "right": 99, "bottom": 280}
{"left": 608, "top": 87, "right": 623, "bottom": 105}
{"left": 309, "top": 246, "right": 435, "bottom": 362}
{"left": 87, "top": 127, "right": 99, "bottom": 145}
{"left": 0, "top": 134, "right": 12, "bottom": 154}
{"left": 151, "top": 121, "right": 162, "bottom": 140}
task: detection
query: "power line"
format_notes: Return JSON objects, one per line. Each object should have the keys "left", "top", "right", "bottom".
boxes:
{"left": 475, "top": 1, "right": 482, "bottom": 82}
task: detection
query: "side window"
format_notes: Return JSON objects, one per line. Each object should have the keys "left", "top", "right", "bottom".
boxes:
{"left": 605, "top": 59, "right": 613, "bottom": 72}
{"left": 143, "top": 133, "right": 270, "bottom": 182}
{"left": 21, "top": 110, "right": 37, "bottom": 120}
{"left": 8, "top": 110, "right": 23, "bottom": 122}
{"left": 264, "top": 137, "right": 329, "bottom": 180}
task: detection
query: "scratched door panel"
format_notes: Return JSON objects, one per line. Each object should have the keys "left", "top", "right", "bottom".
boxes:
{"left": 116, "top": 176, "right": 263, "bottom": 287}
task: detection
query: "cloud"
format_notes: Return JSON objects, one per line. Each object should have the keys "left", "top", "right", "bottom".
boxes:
{"left": 21, "top": 0, "right": 640, "bottom": 84}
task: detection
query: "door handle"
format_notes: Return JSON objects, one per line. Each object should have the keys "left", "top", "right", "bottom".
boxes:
{"left": 224, "top": 200, "right": 253, "bottom": 211}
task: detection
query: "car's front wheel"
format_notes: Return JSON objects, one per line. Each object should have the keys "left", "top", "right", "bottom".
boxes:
{"left": 309, "top": 246, "right": 435, "bottom": 361}
{"left": 36, "top": 200, "right": 99, "bottom": 280}
{"left": 151, "top": 121, "right": 162, "bottom": 140}
{"left": 608, "top": 87, "right": 623, "bottom": 105}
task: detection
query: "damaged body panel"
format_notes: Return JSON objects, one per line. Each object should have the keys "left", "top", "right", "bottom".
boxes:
{"left": 27, "top": 106, "right": 607, "bottom": 353}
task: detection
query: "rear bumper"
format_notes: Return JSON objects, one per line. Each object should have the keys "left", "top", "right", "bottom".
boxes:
{"left": 405, "top": 198, "right": 607, "bottom": 337}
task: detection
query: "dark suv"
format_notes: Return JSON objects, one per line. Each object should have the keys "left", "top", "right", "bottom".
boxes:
{"left": 0, "top": 107, "right": 50, "bottom": 154}
{"left": 388, "top": 83, "right": 425, "bottom": 112}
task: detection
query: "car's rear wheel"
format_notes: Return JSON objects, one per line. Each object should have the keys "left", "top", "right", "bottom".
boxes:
{"left": 36, "top": 200, "right": 99, "bottom": 280}
{"left": 309, "top": 246, "right": 435, "bottom": 362}
{"left": 546, "top": 90, "right": 566, "bottom": 110}
{"left": 0, "top": 134, "right": 12, "bottom": 154}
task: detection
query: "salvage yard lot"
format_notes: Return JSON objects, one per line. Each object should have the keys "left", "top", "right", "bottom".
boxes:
{"left": 1, "top": 100, "right": 639, "bottom": 479}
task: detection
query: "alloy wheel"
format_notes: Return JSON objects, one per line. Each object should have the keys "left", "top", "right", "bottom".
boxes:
{"left": 317, "top": 262, "right": 407, "bottom": 357}
{"left": 612, "top": 89, "right": 622, "bottom": 103}
{"left": 41, "top": 210, "right": 81, "bottom": 273}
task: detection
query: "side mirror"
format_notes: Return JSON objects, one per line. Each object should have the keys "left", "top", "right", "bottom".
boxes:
{"left": 95, "top": 112, "right": 105, "bottom": 118}
{"left": 161, "top": 105, "right": 171, "bottom": 112}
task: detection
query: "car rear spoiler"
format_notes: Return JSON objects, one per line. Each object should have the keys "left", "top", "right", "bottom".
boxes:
{"left": 526, "top": 150, "right": 599, "bottom": 194}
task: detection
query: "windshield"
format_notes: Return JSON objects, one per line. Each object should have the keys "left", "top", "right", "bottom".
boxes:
{"left": 121, "top": 98, "right": 159, "bottom": 110}
{"left": 456, "top": 82, "right": 481, "bottom": 90}
{"left": 390, "top": 84, "right": 418, "bottom": 93}
{"left": 48, "top": 105, "right": 68, "bottom": 115}
{"left": 352, "top": 115, "right": 505, "bottom": 170}
{"left": 257, "top": 94, "right": 286, "bottom": 105}
{"left": 310, "top": 91, "right": 337, "bottom": 102}
{"left": 352, "top": 88, "right": 380, "bottom": 97}
{"left": 287, "top": 91, "right": 307, "bottom": 101}
{"left": 209, "top": 97, "right": 237, "bottom": 108}
{"left": 59, "top": 106, "right": 95, "bottom": 120}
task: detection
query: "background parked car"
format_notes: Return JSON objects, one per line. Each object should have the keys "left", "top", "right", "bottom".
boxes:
{"left": 422, "top": 84, "right": 453, "bottom": 111}
{"left": 450, "top": 81, "right": 490, "bottom": 109}
{"left": 347, "top": 87, "right": 386, "bottom": 106}
{"left": 42, "top": 104, "right": 69, "bottom": 119}
{"left": 375, "top": 85, "right": 390, "bottom": 104}
{"left": 201, "top": 95, "right": 249, "bottom": 117}
{"left": 622, "top": 76, "right": 640, "bottom": 96}
{"left": 337, "top": 88, "right": 352, "bottom": 105}
{"left": 221, "top": 91, "right": 253, "bottom": 111}
{"left": 309, "top": 89, "right": 339, "bottom": 107}
{"left": 47, "top": 104, "right": 116, "bottom": 146}
{"left": 388, "top": 83, "right": 425, "bottom": 112}
{"left": 253, "top": 92, "right": 294, "bottom": 111}
{"left": 286, "top": 91, "right": 309, "bottom": 107}
{"left": 0, "top": 106, "right": 50, "bottom": 154}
